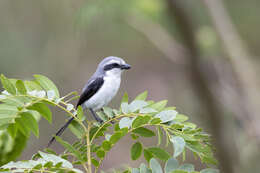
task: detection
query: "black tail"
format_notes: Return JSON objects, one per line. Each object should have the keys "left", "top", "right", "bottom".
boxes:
{"left": 47, "top": 117, "right": 74, "bottom": 147}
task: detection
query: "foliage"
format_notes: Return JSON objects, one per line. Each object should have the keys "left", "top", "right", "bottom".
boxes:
{"left": 0, "top": 74, "right": 219, "bottom": 172}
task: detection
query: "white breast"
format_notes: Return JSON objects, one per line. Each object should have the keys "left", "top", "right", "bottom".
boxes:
{"left": 83, "top": 75, "right": 121, "bottom": 110}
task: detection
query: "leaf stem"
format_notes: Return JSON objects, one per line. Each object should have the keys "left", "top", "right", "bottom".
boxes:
{"left": 87, "top": 122, "right": 92, "bottom": 173}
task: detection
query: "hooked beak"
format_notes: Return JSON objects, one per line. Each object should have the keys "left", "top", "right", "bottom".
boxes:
{"left": 121, "top": 64, "right": 131, "bottom": 70}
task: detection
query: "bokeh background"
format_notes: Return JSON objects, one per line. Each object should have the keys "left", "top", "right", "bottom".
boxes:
{"left": 0, "top": 0, "right": 260, "bottom": 172}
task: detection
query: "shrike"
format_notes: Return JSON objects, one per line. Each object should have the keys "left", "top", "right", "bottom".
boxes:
{"left": 48, "top": 56, "right": 131, "bottom": 146}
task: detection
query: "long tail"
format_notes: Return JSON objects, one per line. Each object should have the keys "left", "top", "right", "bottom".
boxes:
{"left": 47, "top": 117, "right": 74, "bottom": 147}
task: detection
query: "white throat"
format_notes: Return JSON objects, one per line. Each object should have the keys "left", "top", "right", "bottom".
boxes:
{"left": 105, "top": 68, "right": 122, "bottom": 78}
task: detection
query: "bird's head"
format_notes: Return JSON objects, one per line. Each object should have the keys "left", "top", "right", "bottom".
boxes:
{"left": 98, "top": 56, "right": 131, "bottom": 77}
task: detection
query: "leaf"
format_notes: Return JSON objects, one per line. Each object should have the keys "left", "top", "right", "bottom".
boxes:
{"left": 147, "top": 147, "right": 170, "bottom": 161}
{"left": 172, "top": 170, "right": 188, "bottom": 173}
{"left": 200, "top": 168, "right": 219, "bottom": 173}
{"left": 132, "top": 127, "right": 155, "bottom": 137}
{"left": 77, "top": 106, "right": 84, "bottom": 121}
{"left": 119, "top": 117, "right": 132, "bottom": 129}
{"left": 135, "top": 91, "right": 148, "bottom": 100}
{"left": 140, "top": 108, "right": 158, "bottom": 114}
{"left": 178, "top": 164, "right": 194, "bottom": 172}
{"left": 69, "top": 120, "right": 85, "bottom": 139}
{"left": 66, "top": 104, "right": 74, "bottom": 111}
{"left": 121, "top": 92, "right": 129, "bottom": 103}
{"left": 154, "top": 110, "right": 178, "bottom": 123}
{"left": 18, "top": 112, "right": 39, "bottom": 137}
{"left": 132, "top": 168, "right": 140, "bottom": 173}
{"left": 157, "top": 127, "right": 163, "bottom": 146}
{"left": 109, "top": 132, "right": 122, "bottom": 144}
{"left": 0, "top": 74, "right": 16, "bottom": 95}
{"left": 34, "top": 75, "right": 60, "bottom": 98}
{"left": 7, "top": 123, "right": 18, "bottom": 138}
{"left": 91, "top": 158, "right": 99, "bottom": 167}
{"left": 96, "top": 149, "right": 105, "bottom": 158}
{"left": 174, "top": 114, "right": 188, "bottom": 123}
{"left": 28, "top": 103, "right": 52, "bottom": 123}
{"left": 15, "top": 80, "right": 27, "bottom": 95}
{"left": 131, "top": 142, "right": 142, "bottom": 160}
{"left": 129, "top": 100, "right": 148, "bottom": 112}
{"left": 170, "top": 136, "right": 186, "bottom": 158}
{"left": 150, "top": 118, "right": 161, "bottom": 125}
{"left": 143, "top": 149, "right": 153, "bottom": 162}
{"left": 24, "top": 80, "right": 42, "bottom": 91}
{"left": 150, "top": 158, "right": 162, "bottom": 173}
{"left": 39, "top": 151, "right": 73, "bottom": 168}
{"left": 121, "top": 103, "right": 130, "bottom": 114}
{"left": 55, "top": 136, "right": 84, "bottom": 162}
{"left": 103, "top": 107, "right": 114, "bottom": 118}
{"left": 140, "top": 163, "right": 151, "bottom": 173}
{"left": 102, "top": 141, "right": 112, "bottom": 151}
{"left": 164, "top": 158, "right": 179, "bottom": 173}
{"left": 132, "top": 116, "right": 151, "bottom": 128}
{"left": 148, "top": 100, "right": 167, "bottom": 111}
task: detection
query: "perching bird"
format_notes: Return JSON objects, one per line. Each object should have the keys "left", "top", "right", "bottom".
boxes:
{"left": 47, "top": 56, "right": 131, "bottom": 147}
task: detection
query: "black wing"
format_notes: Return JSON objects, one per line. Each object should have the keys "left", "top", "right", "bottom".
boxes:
{"left": 76, "top": 77, "right": 104, "bottom": 108}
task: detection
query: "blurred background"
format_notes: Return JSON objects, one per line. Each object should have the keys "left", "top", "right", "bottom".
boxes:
{"left": 0, "top": 0, "right": 260, "bottom": 172}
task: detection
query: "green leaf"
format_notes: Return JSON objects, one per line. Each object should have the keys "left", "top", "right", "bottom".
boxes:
{"left": 132, "top": 116, "right": 151, "bottom": 128}
{"left": 170, "top": 136, "right": 185, "bottom": 158}
{"left": 143, "top": 149, "right": 153, "bottom": 162}
{"left": 178, "top": 164, "right": 194, "bottom": 172}
{"left": 164, "top": 158, "right": 179, "bottom": 173}
{"left": 69, "top": 120, "right": 85, "bottom": 139}
{"left": 109, "top": 132, "right": 123, "bottom": 144}
{"left": 132, "top": 127, "right": 155, "bottom": 137}
{"left": 91, "top": 158, "right": 99, "bottom": 167}
{"left": 28, "top": 103, "right": 52, "bottom": 123}
{"left": 15, "top": 80, "right": 27, "bottom": 95}
{"left": 18, "top": 112, "right": 39, "bottom": 137}
{"left": 119, "top": 117, "right": 132, "bottom": 129}
{"left": 34, "top": 75, "right": 60, "bottom": 98}
{"left": 157, "top": 127, "right": 163, "bottom": 146}
{"left": 7, "top": 123, "right": 18, "bottom": 138}
{"left": 147, "top": 147, "right": 170, "bottom": 161}
{"left": 129, "top": 100, "right": 148, "bottom": 112}
{"left": 96, "top": 149, "right": 105, "bottom": 159}
{"left": 39, "top": 151, "right": 73, "bottom": 168}
{"left": 140, "top": 108, "right": 158, "bottom": 114}
{"left": 150, "top": 158, "right": 162, "bottom": 173}
{"left": 135, "top": 91, "right": 148, "bottom": 101}
{"left": 148, "top": 100, "right": 167, "bottom": 111}
{"left": 121, "top": 103, "right": 130, "bottom": 114}
{"left": 55, "top": 136, "right": 84, "bottom": 162}
{"left": 0, "top": 74, "right": 16, "bottom": 95}
{"left": 131, "top": 133, "right": 139, "bottom": 140}
{"left": 150, "top": 118, "right": 161, "bottom": 125}
{"left": 77, "top": 106, "right": 84, "bottom": 121}
{"left": 174, "top": 114, "right": 188, "bottom": 123}
{"left": 200, "top": 169, "right": 219, "bottom": 173}
{"left": 24, "top": 80, "right": 42, "bottom": 91}
{"left": 103, "top": 107, "right": 114, "bottom": 118}
{"left": 131, "top": 142, "right": 142, "bottom": 160}
{"left": 172, "top": 170, "right": 188, "bottom": 173}
{"left": 154, "top": 110, "right": 178, "bottom": 123}
{"left": 121, "top": 92, "right": 129, "bottom": 103}
{"left": 102, "top": 140, "right": 112, "bottom": 151}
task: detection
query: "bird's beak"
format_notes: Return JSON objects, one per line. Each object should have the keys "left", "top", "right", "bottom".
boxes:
{"left": 121, "top": 64, "right": 131, "bottom": 70}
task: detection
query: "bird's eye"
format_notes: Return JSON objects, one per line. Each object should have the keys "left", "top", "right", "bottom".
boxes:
{"left": 104, "top": 63, "right": 120, "bottom": 71}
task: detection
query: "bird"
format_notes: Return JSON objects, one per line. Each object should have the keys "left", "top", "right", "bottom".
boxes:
{"left": 47, "top": 56, "right": 131, "bottom": 147}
